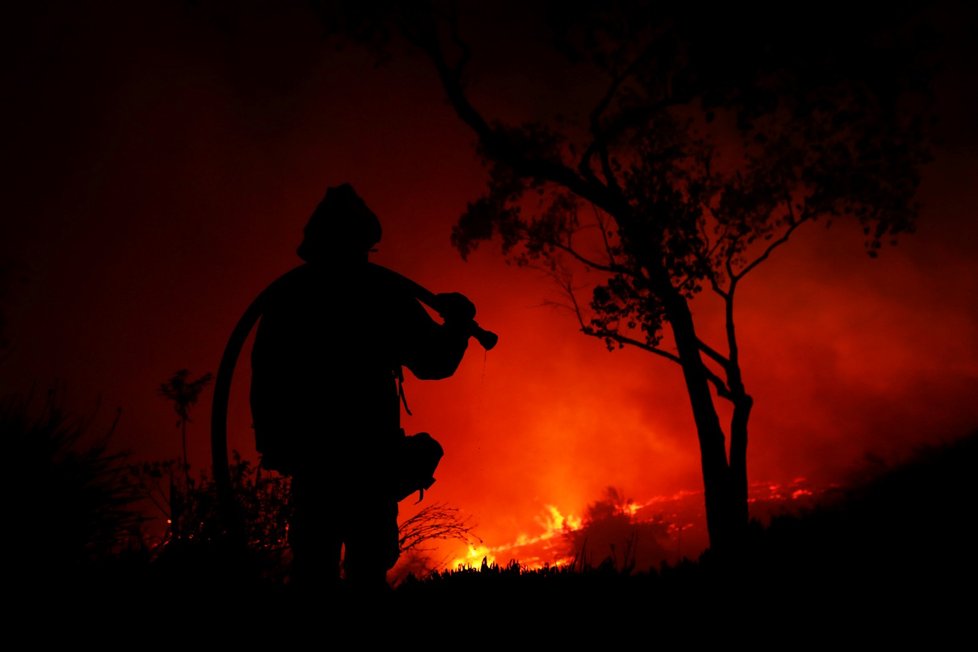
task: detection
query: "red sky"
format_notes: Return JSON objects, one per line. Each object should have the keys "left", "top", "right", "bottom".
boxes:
{"left": 2, "top": 1, "right": 978, "bottom": 567}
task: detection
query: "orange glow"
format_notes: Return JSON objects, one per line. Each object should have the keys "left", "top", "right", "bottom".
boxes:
{"left": 539, "top": 505, "right": 582, "bottom": 536}
{"left": 3, "top": 1, "right": 977, "bottom": 582}
{"left": 451, "top": 544, "right": 496, "bottom": 570}
{"left": 449, "top": 505, "right": 583, "bottom": 569}
{"left": 436, "top": 480, "right": 832, "bottom": 571}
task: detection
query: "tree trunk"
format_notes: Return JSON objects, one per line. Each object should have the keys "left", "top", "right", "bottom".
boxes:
{"left": 664, "top": 293, "right": 736, "bottom": 553}
{"left": 728, "top": 393, "right": 753, "bottom": 539}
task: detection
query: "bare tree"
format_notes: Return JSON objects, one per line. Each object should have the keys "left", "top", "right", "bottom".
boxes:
{"left": 398, "top": 502, "right": 478, "bottom": 555}
{"left": 319, "top": 1, "right": 934, "bottom": 553}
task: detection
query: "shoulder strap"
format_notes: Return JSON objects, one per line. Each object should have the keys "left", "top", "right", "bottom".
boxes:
{"left": 395, "top": 366, "right": 413, "bottom": 416}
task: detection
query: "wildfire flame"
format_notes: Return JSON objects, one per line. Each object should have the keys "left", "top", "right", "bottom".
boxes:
{"left": 444, "top": 479, "right": 822, "bottom": 573}
{"left": 453, "top": 544, "right": 496, "bottom": 570}
{"left": 449, "top": 504, "right": 582, "bottom": 569}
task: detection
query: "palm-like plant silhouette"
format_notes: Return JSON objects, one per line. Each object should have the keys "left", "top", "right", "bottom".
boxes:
{"left": 158, "top": 369, "right": 212, "bottom": 489}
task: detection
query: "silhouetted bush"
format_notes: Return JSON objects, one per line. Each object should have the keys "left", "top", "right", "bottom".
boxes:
{"left": 565, "top": 487, "right": 672, "bottom": 573}
{"left": 0, "top": 390, "right": 143, "bottom": 591}
{"left": 395, "top": 432, "right": 978, "bottom": 624}
{"left": 129, "top": 452, "right": 291, "bottom": 592}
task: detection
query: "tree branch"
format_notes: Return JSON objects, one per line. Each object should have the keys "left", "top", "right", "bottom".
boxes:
{"left": 696, "top": 337, "right": 730, "bottom": 369}
{"left": 554, "top": 267, "right": 598, "bottom": 330}
{"left": 695, "top": 206, "right": 729, "bottom": 300}
{"left": 414, "top": 16, "right": 629, "bottom": 219}
{"left": 702, "top": 365, "right": 734, "bottom": 401}
{"left": 724, "top": 201, "right": 808, "bottom": 394}
{"left": 510, "top": 206, "right": 629, "bottom": 276}
{"left": 723, "top": 286, "right": 741, "bottom": 391}
{"left": 706, "top": 265, "right": 728, "bottom": 300}
{"left": 599, "top": 143, "right": 620, "bottom": 194}
{"left": 579, "top": 46, "right": 652, "bottom": 192}
{"left": 591, "top": 203, "right": 620, "bottom": 268}
{"left": 591, "top": 327, "right": 684, "bottom": 365}
{"left": 552, "top": 268, "right": 675, "bottom": 361}
{"left": 549, "top": 239, "right": 620, "bottom": 274}
{"left": 555, "top": 253, "right": 732, "bottom": 398}
{"left": 445, "top": 4, "right": 472, "bottom": 73}
{"left": 601, "top": 326, "right": 735, "bottom": 399}
{"left": 724, "top": 233, "right": 739, "bottom": 284}
{"left": 398, "top": 503, "right": 476, "bottom": 553}
{"left": 731, "top": 208, "right": 807, "bottom": 283}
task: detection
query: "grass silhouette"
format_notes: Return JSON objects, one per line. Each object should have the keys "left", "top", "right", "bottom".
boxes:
{"left": 3, "top": 387, "right": 973, "bottom": 639}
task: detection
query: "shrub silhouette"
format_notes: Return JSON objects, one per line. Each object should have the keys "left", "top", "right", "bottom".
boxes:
{"left": 130, "top": 452, "right": 291, "bottom": 588}
{"left": 131, "top": 455, "right": 476, "bottom": 590}
{"left": 0, "top": 390, "right": 142, "bottom": 590}
{"left": 566, "top": 487, "right": 672, "bottom": 573}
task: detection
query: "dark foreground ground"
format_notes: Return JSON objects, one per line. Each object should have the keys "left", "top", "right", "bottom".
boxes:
{"left": 8, "top": 432, "right": 977, "bottom": 643}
